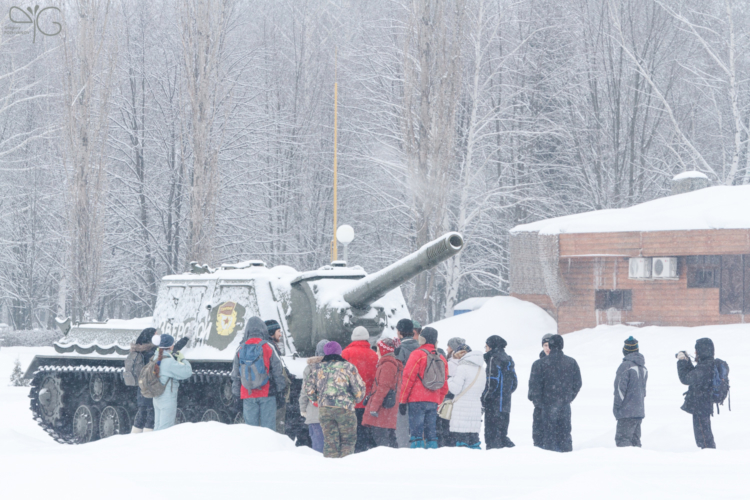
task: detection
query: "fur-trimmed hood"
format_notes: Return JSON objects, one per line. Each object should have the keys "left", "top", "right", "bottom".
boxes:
{"left": 130, "top": 342, "right": 156, "bottom": 352}
{"left": 307, "top": 356, "right": 324, "bottom": 366}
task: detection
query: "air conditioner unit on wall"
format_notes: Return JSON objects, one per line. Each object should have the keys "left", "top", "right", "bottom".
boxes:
{"left": 628, "top": 258, "right": 652, "bottom": 279}
{"left": 652, "top": 257, "right": 678, "bottom": 279}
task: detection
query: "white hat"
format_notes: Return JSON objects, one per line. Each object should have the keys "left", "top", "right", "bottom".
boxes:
{"left": 351, "top": 326, "right": 369, "bottom": 342}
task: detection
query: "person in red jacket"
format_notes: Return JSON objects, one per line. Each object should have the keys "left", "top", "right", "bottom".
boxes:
{"left": 399, "top": 327, "right": 449, "bottom": 449}
{"left": 341, "top": 326, "right": 378, "bottom": 452}
{"left": 363, "top": 338, "right": 402, "bottom": 448}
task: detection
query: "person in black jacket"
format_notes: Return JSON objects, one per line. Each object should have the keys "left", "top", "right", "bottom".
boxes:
{"left": 528, "top": 334, "right": 582, "bottom": 452}
{"left": 530, "top": 333, "right": 553, "bottom": 447}
{"left": 481, "top": 335, "right": 518, "bottom": 449}
{"left": 677, "top": 338, "right": 716, "bottom": 449}
{"left": 130, "top": 328, "right": 157, "bottom": 433}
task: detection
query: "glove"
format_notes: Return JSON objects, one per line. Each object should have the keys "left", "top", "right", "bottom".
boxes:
{"left": 370, "top": 411, "right": 379, "bottom": 418}
{"left": 677, "top": 351, "right": 688, "bottom": 361}
{"left": 176, "top": 351, "right": 185, "bottom": 362}
{"left": 301, "top": 412, "right": 307, "bottom": 419}
{"left": 399, "top": 403, "right": 407, "bottom": 416}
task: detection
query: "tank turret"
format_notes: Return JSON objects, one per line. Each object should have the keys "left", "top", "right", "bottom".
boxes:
{"left": 287, "top": 232, "right": 464, "bottom": 354}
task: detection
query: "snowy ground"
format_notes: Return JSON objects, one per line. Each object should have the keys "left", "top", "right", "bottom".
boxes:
{"left": 1, "top": 303, "right": 747, "bottom": 499}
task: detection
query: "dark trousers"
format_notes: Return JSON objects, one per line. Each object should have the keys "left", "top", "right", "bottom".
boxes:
{"left": 308, "top": 423, "right": 324, "bottom": 453}
{"left": 408, "top": 402, "right": 438, "bottom": 444}
{"left": 692, "top": 414, "right": 716, "bottom": 449}
{"left": 451, "top": 432, "right": 480, "bottom": 448}
{"left": 532, "top": 406, "right": 543, "bottom": 447}
{"left": 615, "top": 418, "right": 642, "bottom": 447}
{"left": 354, "top": 408, "right": 375, "bottom": 453}
{"left": 369, "top": 426, "right": 397, "bottom": 448}
{"left": 541, "top": 404, "right": 572, "bottom": 452}
{"left": 485, "top": 407, "right": 513, "bottom": 449}
{"left": 437, "top": 416, "right": 454, "bottom": 447}
{"left": 133, "top": 405, "right": 154, "bottom": 430}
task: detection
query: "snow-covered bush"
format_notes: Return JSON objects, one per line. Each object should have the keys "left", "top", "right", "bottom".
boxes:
{"left": 0, "top": 330, "right": 62, "bottom": 347}
{"left": 10, "top": 358, "right": 29, "bottom": 387}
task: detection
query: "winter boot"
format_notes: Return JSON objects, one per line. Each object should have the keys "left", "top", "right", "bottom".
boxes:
{"left": 455, "top": 441, "right": 468, "bottom": 448}
{"left": 143, "top": 428, "right": 153, "bottom": 433}
{"left": 409, "top": 437, "right": 425, "bottom": 449}
{"left": 131, "top": 427, "right": 143, "bottom": 434}
{"left": 425, "top": 440, "right": 438, "bottom": 449}
{"left": 468, "top": 442, "right": 481, "bottom": 450}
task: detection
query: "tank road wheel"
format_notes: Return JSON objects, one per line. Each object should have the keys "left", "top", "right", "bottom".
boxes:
{"left": 72, "top": 404, "right": 100, "bottom": 444}
{"left": 233, "top": 411, "right": 244, "bottom": 425}
{"left": 219, "top": 378, "right": 233, "bottom": 407}
{"left": 99, "top": 406, "right": 131, "bottom": 438}
{"left": 201, "top": 408, "right": 229, "bottom": 424}
{"left": 89, "top": 374, "right": 113, "bottom": 403}
{"left": 175, "top": 408, "right": 186, "bottom": 426}
{"left": 36, "top": 374, "right": 64, "bottom": 424}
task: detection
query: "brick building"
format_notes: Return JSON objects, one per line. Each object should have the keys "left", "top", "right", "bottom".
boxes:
{"left": 509, "top": 177, "right": 750, "bottom": 334}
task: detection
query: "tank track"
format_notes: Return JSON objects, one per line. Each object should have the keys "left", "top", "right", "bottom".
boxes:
{"left": 29, "top": 363, "right": 240, "bottom": 444}
{"left": 29, "top": 362, "right": 307, "bottom": 445}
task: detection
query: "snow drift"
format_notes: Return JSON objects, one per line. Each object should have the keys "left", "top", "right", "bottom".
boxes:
{"left": 1, "top": 299, "right": 747, "bottom": 499}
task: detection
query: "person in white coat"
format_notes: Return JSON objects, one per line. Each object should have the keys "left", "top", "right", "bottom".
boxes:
{"left": 446, "top": 345, "right": 486, "bottom": 449}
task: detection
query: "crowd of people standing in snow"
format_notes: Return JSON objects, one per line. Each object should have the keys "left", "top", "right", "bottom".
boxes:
{"left": 127, "top": 317, "right": 727, "bottom": 456}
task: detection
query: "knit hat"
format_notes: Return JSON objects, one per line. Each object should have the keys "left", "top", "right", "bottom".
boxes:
{"left": 152, "top": 333, "right": 175, "bottom": 349}
{"left": 351, "top": 326, "right": 370, "bottom": 341}
{"left": 623, "top": 336, "right": 639, "bottom": 354}
{"left": 548, "top": 334, "right": 564, "bottom": 351}
{"left": 396, "top": 318, "right": 414, "bottom": 335}
{"left": 136, "top": 328, "right": 157, "bottom": 345}
{"left": 542, "top": 333, "right": 554, "bottom": 346}
{"left": 265, "top": 319, "right": 281, "bottom": 335}
{"left": 419, "top": 326, "right": 438, "bottom": 346}
{"left": 447, "top": 337, "right": 466, "bottom": 352}
{"left": 315, "top": 339, "right": 330, "bottom": 357}
{"left": 323, "top": 341, "right": 342, "bottom": 356}
{"left": 413, "top": 320, "right": 422, "bottom": 332}
{"left": 377, "top": 338, "right": 397, "bottom": 356}
{"left": 486, "top": 335, "right": 507, "bottom": 350}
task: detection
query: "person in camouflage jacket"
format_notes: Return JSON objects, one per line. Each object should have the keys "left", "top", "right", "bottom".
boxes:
{"left": 305, "top": 341, "right": 366, "bottom": 458}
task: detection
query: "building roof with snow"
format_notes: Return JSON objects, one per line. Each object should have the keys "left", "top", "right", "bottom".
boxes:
{"left": 511, "top": 185, "right": 750, "bottom": 235}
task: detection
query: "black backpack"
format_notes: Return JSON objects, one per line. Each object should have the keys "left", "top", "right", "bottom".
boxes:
{"left": 711, "top": 359, "right": 730, "bottom": 414}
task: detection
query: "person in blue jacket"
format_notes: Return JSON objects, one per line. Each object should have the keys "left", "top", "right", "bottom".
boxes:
{"left": 151, "top": 333, "right": 193, "bottom": 431}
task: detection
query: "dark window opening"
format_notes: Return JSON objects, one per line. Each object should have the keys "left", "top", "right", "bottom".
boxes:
{"left": 595, "top": 290, "right": 632, "bottom": 311}
{"left": 687, "top": 256, "right": 720, "bottom": 288}
{"left": 720, "top": 254, "right": 750, "bottom": 314}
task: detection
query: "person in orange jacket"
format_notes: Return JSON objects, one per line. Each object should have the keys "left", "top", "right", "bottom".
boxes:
{"left": 398, "top": 327, "right": 449, "bottom": 448}
{"left": 341, "top": 326, "right": 378, "bottom": 452}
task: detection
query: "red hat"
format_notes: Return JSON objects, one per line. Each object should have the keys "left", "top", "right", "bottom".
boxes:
{"left": 377, "top": 338, "right": 397, "bottom": 355}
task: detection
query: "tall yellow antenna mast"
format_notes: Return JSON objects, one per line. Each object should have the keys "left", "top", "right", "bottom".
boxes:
{"left": 331, "top": 50, "right": 339, "bottom": 262}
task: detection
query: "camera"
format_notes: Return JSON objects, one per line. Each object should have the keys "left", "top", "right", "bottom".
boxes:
{"left": 675, "top": 351, "right": 691, "bottom": 359}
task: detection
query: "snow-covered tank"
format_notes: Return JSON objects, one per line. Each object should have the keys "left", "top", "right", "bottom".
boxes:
{"left": 25, "top": 232, "right": 464, "bottom": 444}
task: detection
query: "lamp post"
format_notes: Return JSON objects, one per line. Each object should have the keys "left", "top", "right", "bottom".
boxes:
{"left": 336, "top": 225, "right": 354, "bottom": 265}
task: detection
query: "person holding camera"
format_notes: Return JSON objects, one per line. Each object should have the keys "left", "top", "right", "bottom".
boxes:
{"left": 613, "top": 336, "right": 648, "bottom": 447}
{"left": 677, "top": 338, "right": 717, "bottom": 449}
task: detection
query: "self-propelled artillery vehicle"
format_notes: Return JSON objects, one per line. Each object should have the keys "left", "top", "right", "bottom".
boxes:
{"left": 25, "top": 232, "right": 464, "bottom": 444}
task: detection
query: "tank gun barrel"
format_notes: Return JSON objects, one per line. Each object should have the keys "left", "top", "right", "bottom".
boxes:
{"left": 343, "top": 232, "right": 464, "bottom": 308}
